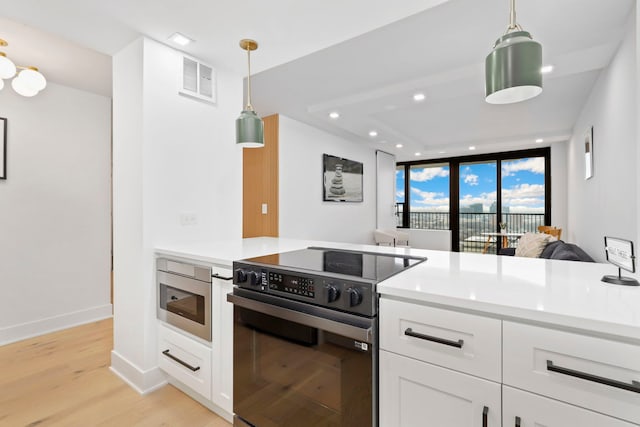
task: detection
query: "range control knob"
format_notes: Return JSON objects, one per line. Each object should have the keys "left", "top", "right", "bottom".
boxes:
{"left": 249, "top": 271, "right": 261, "bottom": 286}
{"left": 347, "top": 288, "right": 363, "bottom": 307}
{"left": 235, "top": 269, "right": 248, "bottom": 283}
{"left": 326, "top": 285, "right": 341, "bottom": 303}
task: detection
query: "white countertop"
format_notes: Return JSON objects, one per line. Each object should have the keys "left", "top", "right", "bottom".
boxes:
{"left": 154, "top": 237, "right": 418, "bottom": 266}
{"left": 155, "top": 237, "right": 640, "bottom": 341}
{"left": 378, "top": 249, "right": 640, "bottom": 341}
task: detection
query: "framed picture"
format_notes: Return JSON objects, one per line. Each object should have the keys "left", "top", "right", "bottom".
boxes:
{"left": 604, "top": 236, "right": 635, "bottom": 273}
{"left": 584, "top": 126, "right": 593, "bottom": 180}
{"left": 323, "top": 153, "right": 363, "bottom": 202}
{"left": 0, "top": 117, "right": 6, "bottom": 180}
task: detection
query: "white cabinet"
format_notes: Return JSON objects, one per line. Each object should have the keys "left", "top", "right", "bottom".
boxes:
{"left": 503, "top": 386, "right": 637, "bottom": 427}
{"left": 380, "top": 298, "right": 501, "bottom": 381}
{"left": 380, "top": 350, "right": 501, "bottom": 427}
{"left": 380, "top": 297, "right": 640, "bottom": 427}
{"left": 503, "top": 321, "right": 640, "bottom": 425}
{"left": 380, "top": 300, "right": 501, "bottom": 427}
{"left": 210, "top": 266, "right": 233, "bottom": 415}
{"left": 157, "top": 323, "right": 212, "bottom": 399}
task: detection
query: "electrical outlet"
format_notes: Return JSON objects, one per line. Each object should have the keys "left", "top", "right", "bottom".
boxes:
{"left": 262, "top": 203, "right": 268, "bottom": 215}
{"left": 179, "top": 212, "right": 198, "bottom": 226}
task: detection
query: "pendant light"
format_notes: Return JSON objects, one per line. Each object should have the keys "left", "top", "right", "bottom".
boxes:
{"left": 236, "top": 39, "right": 264, "bottom": 148}
{"left": 485, "top": 0, "right": 542, "bottom": 104}
{"left": 0, "top": 38, "right": 47, "bottom": 97}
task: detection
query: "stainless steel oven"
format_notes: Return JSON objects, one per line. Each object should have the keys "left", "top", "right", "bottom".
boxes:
{"left": 157, "top": 258, "right": 212, "bottom": 341}
{"left": 228, "top": 247, "right": 426, "bottom": 427}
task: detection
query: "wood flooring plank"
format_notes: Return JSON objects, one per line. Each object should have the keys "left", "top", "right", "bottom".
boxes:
{"left": 0, "top": 318, "right": 231, "bottom": 427}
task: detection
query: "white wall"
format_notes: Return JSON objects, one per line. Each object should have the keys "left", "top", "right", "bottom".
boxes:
{"left": 279, "top": 116, "right": 377, "bottom": 244}
{"left": 567, "top": 15, "right": 637, "bottom": 263}
{"left": 551, "top": 141, "right": 568, "bottom": 234}
{"left": 111, "top": 37, "right": 243, "bottom": 392}
{"left": 0, "top": 83, "right": 112, "bottom": 344}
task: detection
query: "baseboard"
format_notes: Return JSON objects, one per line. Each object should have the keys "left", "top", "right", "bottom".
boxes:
{"left": 169, "top": 378, "right": 233, "bottom": 423}
{"left": 0, "top": 304, "right": 113, "bottom": 346}
{"left": 110, "top": 350, "right": 167, "bottom": 395}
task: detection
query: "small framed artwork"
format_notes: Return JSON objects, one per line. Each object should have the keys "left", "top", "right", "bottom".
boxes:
{"left": 584, "top": 126, "right": 593, "bottom": 180}
{"left": 323, "top": 153, "right": 363, "bottom": 202}
{"left": 1, "top": 117, "right": 6, "bottom": 180}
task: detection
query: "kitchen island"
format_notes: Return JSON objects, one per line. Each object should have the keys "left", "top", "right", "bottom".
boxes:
{"left": 155, "top": 237, "right": 640, "bottom": 426}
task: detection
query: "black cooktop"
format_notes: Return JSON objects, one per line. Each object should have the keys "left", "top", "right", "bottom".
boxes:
{"left": 242, "top": 247, "right": 426, "bottom": 282}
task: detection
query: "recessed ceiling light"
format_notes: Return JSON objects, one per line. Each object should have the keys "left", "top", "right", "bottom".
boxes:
{"left": 469, "top": 146, "right": 476, "bottom": 151}
{"left": 415, "top": 152, "right": 421, "bottom": 156}
{"left": 369, "top": 130, "right": 378, "bottom": 137}
{"left": 329, "top": 112, "right": 340, "bottom": 119}
{"left": 169, "top": 32, "right": 193, "bottom": 46}
{"left": 535, "top": 138, "right": 544, "bottom": 143}
{"left": 395, "top": 144, "right": 403, "bottom": 148}
{"left": 439, "top": 151, "right": 446, "bottom": 154}
{"left": 413, "top": 93, "right": 426, "bottom": 102}
{"left": 541, "top": 65, "right": 554, "bottom": 74}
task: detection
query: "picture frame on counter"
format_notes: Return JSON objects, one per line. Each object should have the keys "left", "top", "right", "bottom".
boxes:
{"left": 322, "top": 153, "right": 363, "bottom": 202}
{"left": 602, "top": 236, "right": 639, "bottom": 286}
{"left": 1, "top": 117, "right": 6, "bottom": 180}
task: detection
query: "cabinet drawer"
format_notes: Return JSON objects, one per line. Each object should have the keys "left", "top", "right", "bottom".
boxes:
{"left": 503, "top": 321, "right": 640, "bottom": 425}
{"left": 380, "top": 350, "right": 501, "bottom": 427}
{"left": 503, "top": 386, "right": 636, "bottom": 427}
{"left": 158, "top": 323, "right": 212, "bottom": 399}
{"left": 380, "top": 298, "right": 501, "bottom": 381}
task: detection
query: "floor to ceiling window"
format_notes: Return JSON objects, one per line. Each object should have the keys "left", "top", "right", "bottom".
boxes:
{"left": 397, "top": 148, "right": 550, "bottom": 253}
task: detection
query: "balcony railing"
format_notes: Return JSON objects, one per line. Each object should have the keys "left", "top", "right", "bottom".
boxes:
{"left": 397, "top": 209, "right": 545, "bottom": 254}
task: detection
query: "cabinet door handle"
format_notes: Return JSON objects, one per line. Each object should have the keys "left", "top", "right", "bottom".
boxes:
{"left": 515, "top": 416, "right": 521, "bottom": 427}
{"left": 546, "top": 360, "right": 640, "bottom": 393}
{"left": 404, "top": 328, "right": 464, "bottom": 348}
{"left": 212, "top": 273, "right": 233, "bottom": 281}
{"left": 162, "top": 349, "right": 201, "bottom": 372}
{"left": 482, "top": 406, "right": 488, "bottom": 427}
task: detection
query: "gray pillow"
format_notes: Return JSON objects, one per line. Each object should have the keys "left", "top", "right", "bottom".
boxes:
{"left": 549, "top": 242, "right": 595, "bottom": 262}
{"left": 540, "top": 240, "right": 563, "bottom": 259}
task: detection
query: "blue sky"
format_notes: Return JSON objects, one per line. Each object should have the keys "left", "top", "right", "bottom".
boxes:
{"left": 397, "top": 157, "right": 545, "bottom": 213}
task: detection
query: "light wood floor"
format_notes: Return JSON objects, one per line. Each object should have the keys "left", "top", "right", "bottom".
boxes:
{"left": 0, "top": 318, "right": 231, "bottom": 427}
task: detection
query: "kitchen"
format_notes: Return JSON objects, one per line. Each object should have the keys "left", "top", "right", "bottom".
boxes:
{"left": 1, "top": 0, "right": 640, "bottom": 426}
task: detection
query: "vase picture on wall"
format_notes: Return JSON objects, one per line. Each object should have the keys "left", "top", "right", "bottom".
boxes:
{"left": 323, "top": 153, "right": 363, "bottom": 202}
{"left": 584, "top": 126, "right": 593, "bottom": 180}
{"left": 1, "top": 117, "right": 6, "bottom": 180}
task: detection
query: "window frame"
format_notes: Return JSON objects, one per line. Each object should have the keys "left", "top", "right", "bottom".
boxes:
{"left": 397, "top": 148, "right": 551, "bottom": 252}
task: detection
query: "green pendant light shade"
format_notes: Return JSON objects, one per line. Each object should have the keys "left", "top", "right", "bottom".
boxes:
{"left": 485, "top": 31, "right": 542, "bottom": 104}
{"left": 485, "top": 0, "right": 543, "bottom": 104}
{"left": 236, "top": 39, "right": 264, "bottom": 148}
{"left": 236, "top": 109, "right": 264, "bottom": 147}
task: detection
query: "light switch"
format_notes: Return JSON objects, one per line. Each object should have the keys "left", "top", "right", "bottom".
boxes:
{"left": 261, "top": 203, "right": 268, "bottom": 215}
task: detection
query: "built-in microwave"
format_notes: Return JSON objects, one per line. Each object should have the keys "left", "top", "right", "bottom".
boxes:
{"left": 157, "top": 258, "right": 212, "bottom": 341}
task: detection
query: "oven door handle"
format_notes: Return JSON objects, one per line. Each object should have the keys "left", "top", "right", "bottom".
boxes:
{"left": 227, "top": 293, "right": 373, "bottom": 343}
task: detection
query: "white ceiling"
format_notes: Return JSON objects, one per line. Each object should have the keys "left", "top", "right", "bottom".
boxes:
{"left": 0, "top": 0, "right": 635, "bottom": 161}
{"left": 252, "top": 0, "right": 636, "bottom": 161}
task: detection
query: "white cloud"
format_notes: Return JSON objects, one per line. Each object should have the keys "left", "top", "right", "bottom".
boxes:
{"left": 396, "top": 190, "right": 405, "bottom": 199}
{"left": 502, "top": 184, "right": 545, "bottom": 209}
{"left": 410, "top": 187, "right": 450, "bottom": 211}
{"left": 463, "top": 174, "right": 479, "bottom": 186}
{"left": 502, "top": 157, "right": 545, "bottom": 176}
{"left": 409, "top": 167, "right": 449, "bottom": 182}
{"left": 460, "top": 191, "right": 497, "bottom": 212}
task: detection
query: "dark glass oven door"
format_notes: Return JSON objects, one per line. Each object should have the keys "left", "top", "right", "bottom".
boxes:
{"left": 230, "top": 292, "right": 376, "bottom": 427}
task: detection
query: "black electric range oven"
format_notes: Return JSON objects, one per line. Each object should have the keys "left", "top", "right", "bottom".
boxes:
{"left": 227, "top": 247, "right": 426, "bottom": 427}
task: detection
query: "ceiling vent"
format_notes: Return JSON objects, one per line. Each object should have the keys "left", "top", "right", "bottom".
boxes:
{"left": 179, "top": 55, "right": 216, "bottom": 104}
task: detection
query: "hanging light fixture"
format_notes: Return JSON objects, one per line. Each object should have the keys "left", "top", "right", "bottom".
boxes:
{"left": 236, "top": 39, "right": 263, "bottom": 148}
{"left": 485, "top": 0, "right": 542, "bottom": 104}
{"left": 0, "top": 38, "right": 47, "bottom": 97}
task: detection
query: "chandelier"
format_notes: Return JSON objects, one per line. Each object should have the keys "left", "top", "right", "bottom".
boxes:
{"left": 0, "top": 38, "right": 47, "bottom": 97}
